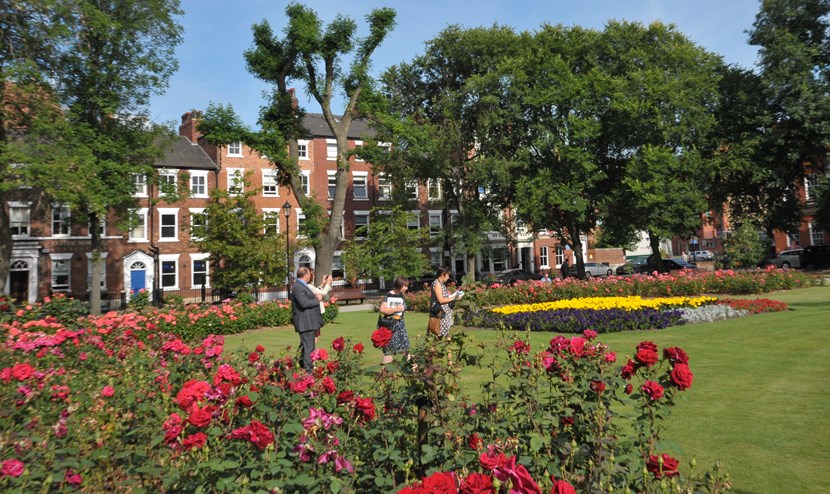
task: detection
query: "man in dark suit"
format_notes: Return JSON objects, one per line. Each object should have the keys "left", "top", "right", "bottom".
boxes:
{"left": 290, "top": 267, "right": 324, "bottom": 372}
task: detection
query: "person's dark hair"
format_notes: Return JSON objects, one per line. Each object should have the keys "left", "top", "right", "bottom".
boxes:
{"left": 392, "top": 276, "right": 410, "bottom": 290}
{"left": 436, "top": 266, "right": 451, "bottom": 277}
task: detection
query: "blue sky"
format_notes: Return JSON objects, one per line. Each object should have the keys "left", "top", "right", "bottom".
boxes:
{"left": 149, "top": 0, "right": 763, "bottom": 128}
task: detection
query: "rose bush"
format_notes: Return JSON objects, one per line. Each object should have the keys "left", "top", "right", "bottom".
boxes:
{"left": 0, "top": 296, "right": 729, "bottom": 493}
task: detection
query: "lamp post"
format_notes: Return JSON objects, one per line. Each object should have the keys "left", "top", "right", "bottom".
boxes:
{"left": 282, "top": 200, "right": 292, "bottom": 297}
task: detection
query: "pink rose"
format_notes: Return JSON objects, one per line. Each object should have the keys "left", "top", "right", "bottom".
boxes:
{"left": 101, "top": 385, "right": 115, "bottom": 398}
{"left": 65, "top": 469, "right": 83, "bottom": 486}
{"left": 2, "top": 459, "right": 25, "bottom": 477}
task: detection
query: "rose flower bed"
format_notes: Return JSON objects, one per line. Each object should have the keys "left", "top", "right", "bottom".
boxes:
{"left": 0, "top": 296, "right": 730, "bottom": 493}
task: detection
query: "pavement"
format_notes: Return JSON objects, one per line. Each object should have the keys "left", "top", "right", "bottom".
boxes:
{"left": 336, "top": 302, "right": 377, "bottom": 313}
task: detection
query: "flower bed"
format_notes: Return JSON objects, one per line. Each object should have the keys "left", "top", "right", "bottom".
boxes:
{"left": 405, "top": 268, "right": 815, "bottom": 312}
{"left": 0, "top": 298, "right": 729, "bottom": 493}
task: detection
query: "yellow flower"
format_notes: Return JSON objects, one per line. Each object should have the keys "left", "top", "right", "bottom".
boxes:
{"left": 490, "top": 296, "right": 717, "bottom": 315}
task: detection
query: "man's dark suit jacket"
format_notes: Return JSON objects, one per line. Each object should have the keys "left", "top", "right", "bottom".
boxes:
{"left": 290, "top": 280, "right": 324, "bottom": 333}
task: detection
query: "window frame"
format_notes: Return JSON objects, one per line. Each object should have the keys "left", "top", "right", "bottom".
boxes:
{"left": 428, "top": 210, "right": 443, "bottom": 238}
{"left": 300, "top": 170, "right": 311, "bottom": 195}
{"left": 190, "top": 171, "right": 208, "bottom": 198}
{"left": 809, "top": 220, "right": 825, "bottom": 246}
{"left": 191, "top": 253, "right": 210, "bottom": 289}
{"left": 50, "top": 253, "right": 73, "bottom": 292}
{"left": 327, "top": 171, "right": 337, "bottom": 199}
{"left": 427, "top": 179, "right": 442, "bottom": 200}
{"left": 353, "top": 171, "right": 368, "bottom": 200}
{"left": 262, "top": 169, "right": 279, "bottom": 197}
{"left": 540, "top": 246, "right": 549, "bottom": 268}
{"left": 378, "top": 174, "right": 392, "bottom": 201}
{"left": 132, "top": 173, "right": 148, "bottom": 197}
{"left": 129, "top": 208, "right": 149, "bottom": 242}
{"left": 9, "top": 202, "right": 31, "bottom": 237}
{"left": 51, "top": 204, "right": 70, "bottom": 237}
{"left": 189, "top": 208, "right": 206, "bottom": 241}
{"left": 227, "top": 142, "right": 243, "bottom": 157}
{"left": 227, "top": 168, "right": 244, "bottom": 195}
{"left": 354, "top": 211, "right": 370, "bottom": 240}
{"left": 158, "top": 208, "right": 180, "bottom": 242}
{"left": 326, "top": 139, "right": 337, "bottom": 161}
{"left": 262, "top": 208, "right": 280, "bottom": 237}
{"left": 297, "top": 139, "right": 309, "bottom": 160}
{"left": 159, "top": 254, "right": 180, "bottom": 290}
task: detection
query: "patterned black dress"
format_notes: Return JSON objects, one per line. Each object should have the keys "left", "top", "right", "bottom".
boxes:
{"left": 382, "top": 291, "right": 410, "bottom": 356}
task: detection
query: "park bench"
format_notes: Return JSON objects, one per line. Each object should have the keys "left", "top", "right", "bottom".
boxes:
{"left": 330, "top": 286, "right": 365, "bottom": 304}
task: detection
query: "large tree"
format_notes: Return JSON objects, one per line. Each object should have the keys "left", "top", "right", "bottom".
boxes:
{"left": 747, "top": 0, "right": 830, "bottom": 240}
{"left": 199, "top": 2, "right": 396, "bottom": 286}
{"left": 510, "top": 24, "right": 610, "bottom": 279}
{"left": 597, "top": 21, "right": 723, "bottom": 270}
{"left": 363, "top": 25, "right": 525, "bottom": 280}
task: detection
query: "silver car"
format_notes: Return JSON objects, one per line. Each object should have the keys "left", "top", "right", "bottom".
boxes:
{"left": 774, "top": 249, "right": 802, "bottom": 269}
{"left": 569, "top": 262, "right": 613, "bottom": 278}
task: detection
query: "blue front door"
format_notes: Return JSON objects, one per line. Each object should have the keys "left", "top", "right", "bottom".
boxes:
{"left": 131, "top": 269, "right": 146, "bottom": 293}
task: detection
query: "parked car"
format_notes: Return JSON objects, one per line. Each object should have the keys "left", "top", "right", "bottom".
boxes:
{"left": 662, "top": 258, "right": 699, "bottom": 272}
{"left": 763, "top": 248, "right": 803, "bottom": 269}
{"left": 408, "top": 266, "right": 456, "bottom": 292}
{"left": 689, "top": 250, "right": 714, "bottom": 261}
{"left": 495, "top": 269, "right": 543, "bottom": 285}
{"left": 800, "top": 245, "right": 830, "bottom": 270}
{"left": 615, "top": 259, "right": 649, "bottom": 275}
{"left": 569, "top": 262, "right": 614, "bottom": 278}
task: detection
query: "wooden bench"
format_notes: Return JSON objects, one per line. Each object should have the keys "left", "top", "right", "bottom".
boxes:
{"left": 330, "top": 286, "right": 365, "bottom": 304}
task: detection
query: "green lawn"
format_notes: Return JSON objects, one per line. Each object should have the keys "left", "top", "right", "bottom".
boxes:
{"left": 225, "top": 285, "right": 830, "bottom": 494}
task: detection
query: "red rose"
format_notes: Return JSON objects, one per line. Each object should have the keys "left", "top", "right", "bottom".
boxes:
{"left": 582, "top": 329, "right": 598, "bottom": 341}
{"left": 460, "top": 472, "right": 493, "bottom": 494}
{"left": 635, "top": 348, "right": 659, "bottom": 367}
{"left": 493, "top": 456, "right": 541, "bottom": 494}
{"left": 247, "top": 420, "right": 275, "bottom": 449}
{"left": 11, "top": 363, "right": 35, "bottom": 381}
{"left": 670, "top": 363, "right": 694, "bottom": 390}
{"left": 65, "top": 469, "right": 83, "bottom": 486}
{"left": 354, "top": 397, "right": 376, "bottom": 421}
{"left": 248, "top": 352, "right": 260, "bottom": 363}
{"left": 164, "top": 424, "right": 183, "bottom": 444}
{"left": 353, "top": 343, "right": 364, "bottom": 353}
{"left": 332, "top": 337, "right": 345, "bottom": 352}
{"left": 421, "top": 471, "right": 458, "bottom": 493}
{"left": 663, "top": 346, "right": 689, "bottom": 366}
{"left": 551, "top": 478, "right": 576, "bottom": 494}
{"left": 255, "top": 345, "right": 265, "bottom": 353}
{"left": 213, "top": 364, "right": 243, "bottom": 386}
{"left": 624, "top": 384, "right": 633, "bottom": 394}
{"left": 337, "top": 390, "right": 355, "bottom": 404}
{"left": 568, "top": 337, "right": 585, "bottom": 357}
{"left": 646, "top": 453, "right": 680, "bottom": 479}
{"left": 590, "top": 380, "right": 606, "bottom": 394}
{"left": 176, "top": 380, "right": 210, "bottom": 410}
{"left": 511, "top": 340, "right": 530, "bottom": 354}
{"left": 637, "top": 341, "right": 658, "bottom": 353}
{"left": 321, "top": 376, "right": 336, "bottom": 394}
{"left": 397, "top": 487, "right": 429, "bottom": 494}
{"left": 2, "top": 459, "right": 25, "bottom": 477}
{"left": 182, "top": 432, "right": 207, "bottom": 450}
{"left": 188, "top": 405, "right": 214, "bottom": 427}
{"left": 479, "top": 451, "right": 507, "bottom": 471}
{"left": 641, "top": 380, "right": 665, "bottom": 401}
{"left": 621, "top": 359, "right": 638, "bottom": 379}
{"left": 468, "top": 433, "right": 484, "bottom": 450}
{"left": 560, "top": 416, "right": 574, "bottom": 426}
{"left": 235, "top": 395, "right": 254, "bottom": 407}
{"left": 371, "top": 327, "right": 393, "bottom": 348}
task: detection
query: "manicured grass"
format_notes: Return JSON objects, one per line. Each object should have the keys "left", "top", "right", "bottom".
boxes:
{"left": 225, "top": 285, "right": 830, "bottom": 494}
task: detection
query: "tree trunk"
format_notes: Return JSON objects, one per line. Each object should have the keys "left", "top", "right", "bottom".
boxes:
{"left": 0, "top": 206, "right": 11, "bottom": 295}
{"left": 89, "top": 212, "right": 102, "bottom": 315}
{"left": 648, "top": 231, "right": 664, "bottom": 273}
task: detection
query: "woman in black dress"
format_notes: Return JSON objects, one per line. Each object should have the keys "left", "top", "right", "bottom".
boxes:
{"left": 379, "top": 276, "right": 411, "bottom": 366}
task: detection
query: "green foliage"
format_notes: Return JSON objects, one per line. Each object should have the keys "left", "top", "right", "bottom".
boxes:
{"left": 723, "top": 223, "right": 768, "bottom": 268}
{"left": 340, "top": 206, "right": 433, "bottom": 281}
{"left": 191, "top": 174, "right": 288, "bottom": 291}
{"left": 127, "top": 290, "right": 151, "bottom": 311}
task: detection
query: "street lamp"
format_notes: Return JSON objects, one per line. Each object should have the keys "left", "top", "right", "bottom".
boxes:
{"left": 282, "top": 200, "right": 292, "bottom": 297}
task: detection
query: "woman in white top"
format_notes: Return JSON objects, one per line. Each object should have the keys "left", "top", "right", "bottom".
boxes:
{"left": 308, "top": 270, "right": 332, "bottom": 344}
{"left": 378, "top": 276, "right": 411, "bottom": 366}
